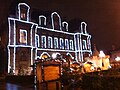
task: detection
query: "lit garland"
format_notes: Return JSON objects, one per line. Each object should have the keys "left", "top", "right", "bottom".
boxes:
{"left": 39, "top": 15, "right": 47, "bottom": 26}
{"left": 7, "top": 3, "right": 92, "bottom": 73}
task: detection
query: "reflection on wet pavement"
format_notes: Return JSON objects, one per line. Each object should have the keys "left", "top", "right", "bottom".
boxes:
{"left": 0, "top": 81, "right": 34, "bottom": 90}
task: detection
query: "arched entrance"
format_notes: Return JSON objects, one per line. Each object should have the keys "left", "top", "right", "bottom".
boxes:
{"left": 40, "top": 52, "right": 50, "bottom": 59}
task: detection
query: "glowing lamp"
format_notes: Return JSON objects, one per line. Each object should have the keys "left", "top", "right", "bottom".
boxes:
{"left": 99, "top": 51, "right": 105, "bottom": 58}
{"left": 52, "top": 53, "right": 57, "bottom": 59}
{"left": 115, "top": 56, "right": 120, "bottom": 61}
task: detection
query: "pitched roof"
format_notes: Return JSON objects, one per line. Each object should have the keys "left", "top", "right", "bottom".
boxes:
{"left": 92, "top": 44, "right": 99, "bottom": 57}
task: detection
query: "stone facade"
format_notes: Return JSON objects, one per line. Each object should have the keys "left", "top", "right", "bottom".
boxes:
{"left": 8, "top": 3, "right": 92, "bottom": 75}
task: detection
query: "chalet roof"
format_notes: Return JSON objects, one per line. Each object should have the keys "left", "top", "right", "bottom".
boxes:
{"left": 92, "top": 45, "right": 99, "bottom": 57}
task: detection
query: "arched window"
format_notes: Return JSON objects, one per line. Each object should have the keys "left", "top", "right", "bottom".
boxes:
{"left": 62, "top": 22, "right": 68, "bottom": 31}
{"left": 48, "top": 36, "right": 53, "bottom": 48}
{"left": 81, "top": 22, "right": 87, "bottom": 34}
{"left": 51, "top": 12, "right": 62, "bottom": 30}
{"left": 60, "top": 38, "right": 64, "bottom": 49}
{"left": 35, "top": 34, "right": 39, "bottom": 47}
{"left": 41, "top": 36, "right": 46, "bottom": 48}
{"left": 65, "top": 39, "right": 69, "bottom": 50}
{"left": 18, "top": 3, "right": 30, "bottom": 21}
{"left": 66, "top": 53, "right": 74, "bottom": 59}
{"left": 54, "top": 37, "right": 58, "bottom": 49}
{"left": 69, "top": 40, "right": 74, "bottom": 50}
{"left": 40, "top": 52, "right": 50, "bottom": 59}
{"left": 39, "top": 15, "right": 46, "bottom": 26}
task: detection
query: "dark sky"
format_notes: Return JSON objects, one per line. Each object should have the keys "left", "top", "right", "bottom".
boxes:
{"left": 1, "top": 0, "right": 120, "bottom": 53}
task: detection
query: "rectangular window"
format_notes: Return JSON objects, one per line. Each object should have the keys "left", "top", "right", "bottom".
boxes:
{"left": 48, "top": 36, "right": 53, "bottom": 48}
{"left": 60, "top": 38, "right": 64, "bottom": 49}
{"left": 36, "top": 34, "right": 39, "bottom": 47}
{"left": 69, "top": 40, "right": 74, "bottom": 50}
{"left": 54, "top": 37, "right": 58, "bottom": 49}
{"left": 65, "top": 39, "right": 69, "bottom": 50}
{"left": 87, "top": 38, "right": 90, "bottom": 49}
{"left": 41, "top": 36, "right": 46, "bottom": 48}
{"left": 20, "top": 29, "right": 27, "bottom": 44}
{"left": 83, "top": 40, "right": 87, "bottom": 49}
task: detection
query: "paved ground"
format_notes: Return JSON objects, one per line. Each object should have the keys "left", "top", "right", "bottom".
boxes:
{"left": 0, "top": 78, "right": 82, "bottom": 90}
{"left": 0, "top": 80, "right": 34, "bottom": 90}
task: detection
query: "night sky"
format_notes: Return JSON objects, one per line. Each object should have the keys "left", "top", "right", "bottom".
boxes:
{"left": 1, "top": 0, "right": 120, "bottom": 53}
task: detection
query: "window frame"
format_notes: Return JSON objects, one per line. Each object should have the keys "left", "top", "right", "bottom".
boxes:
{"left": 35, "top": 34, "right": 40, "bottom": 47}
{"left": 48, "top": 36, "right": 53, "bottom": 48}
{"left": 65, "top": 39, "right": 69, "bottom": 50}
{"left": 54, "top": 37, "right": 58, "bottom": 49}
{"left": 20, "top": 29, "right": 27, "bottom": 44}
{"left": 41, "top": 36, "right": 46, "bottom": 48}
{"left": 60, "top": 38, "right": 64, "bottom": 49}
{"left": 82, "top": 40, "right": 87, "bottom": 49}
{"left": 69, "top": 40, "right": 74, "bottom": 50}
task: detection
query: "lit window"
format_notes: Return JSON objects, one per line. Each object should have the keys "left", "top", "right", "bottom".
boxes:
{"left": 65, "top": 39, "right": 69, "bottom": 50}
{"left": 41, "top": 36, "right": 46, "bottom": 48}
{"left": 20, "top": 29, "right": 27, "bottom": 44}
{"left": 69, "top": 40, "right": 74, "bottom": 50}
{"left": 54, "top": 37, "right": 58, "bottom": 49}
{"left": 21, "top": 13, "right": 26, "bottom": 19}
{"left": 60, "top": 38, "right": 64, "bottom": 49}
{"left": 36, "top": 34, "right": 39, "bottom": 47}
{"left": 48, "top": 36, "right": 53, "bottom": 48}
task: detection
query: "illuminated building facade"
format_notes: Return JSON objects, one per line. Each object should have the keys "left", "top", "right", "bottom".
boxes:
{"left": 8, "top": 3, "right": 92, "bottom": 74}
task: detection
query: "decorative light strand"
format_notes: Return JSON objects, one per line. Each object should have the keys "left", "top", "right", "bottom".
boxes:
{"left": 7, "top": 3, "right": 92, "bottom": 74}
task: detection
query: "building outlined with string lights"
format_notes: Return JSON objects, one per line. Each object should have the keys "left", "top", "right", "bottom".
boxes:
{"left": 8, "top": 3, "right": 92, "bottom": 75}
